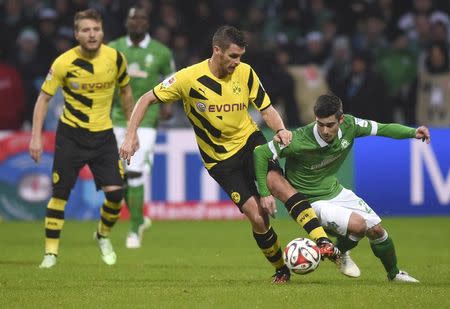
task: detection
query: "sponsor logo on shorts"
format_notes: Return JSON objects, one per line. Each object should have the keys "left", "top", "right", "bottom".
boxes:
{"left": 231, "top": 192, "right": 240, "bottom": 204}
{"left": 53, "top": 172, "right": 59, "bottom": 184}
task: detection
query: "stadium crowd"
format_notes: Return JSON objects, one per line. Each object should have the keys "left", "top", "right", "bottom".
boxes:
{"left": 1, "top": 0, "right": 450, "bottom": 130}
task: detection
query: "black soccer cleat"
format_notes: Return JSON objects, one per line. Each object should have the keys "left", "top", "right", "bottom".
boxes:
{"left": 272, "top": 265, "right": 291, "bottom": 284}
{"left": 316, "top": 237, "right": 341, "bottom": 262}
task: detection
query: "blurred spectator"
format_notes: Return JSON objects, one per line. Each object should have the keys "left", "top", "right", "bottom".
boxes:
{"left": 295, "top": 31, "right": 328, "bottom": 66}
{"left": 353, "top": 12, "right": 389, "bottom": 58}
{"left": 0, "top": 56, "right": 25, "bottom": 130}
{"left": 0, "top": 0, "right": 26, "bottom": 59}
{"left": 411, "top": 41, "right": 450, "bottom": 126}
{"left": 288, "top": 63, "right": 329, "bottom": 126}
{"left": 375, "top": 28, "right": 417, "bottom": 123}
{"left": 304, "top": 0, "right": 335, "bottom": 32}
{"left": 9, "top": 28, "right": 47, "bottom": 127}
{"left": 339, "top": 51, "right": 390, "bottom": 122}
{"left": 369, "top": 0, "right": 399, "bottom": 36}
{"left": 36, "top": 8, "right": 59, "bottom": 65}
{"left": 324, "top": 36, "right": 353, "bottom": 95}
{"left": 408, "top": 13, "right": 432, "bottom": 55}
{"left": 430, "top": 12, "right": 450, "bottom": 43}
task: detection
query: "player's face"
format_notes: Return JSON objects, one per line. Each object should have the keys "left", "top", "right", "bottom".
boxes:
{"left": 217, "top": 43, "right": 245, "bottom": 75}
{"left": 75, "top": 19, "right": 104, "bottom": 52}
{"left": 126, "top": 8, "right": 149, "bottom": 37}
{"left": 316, "top": 114, "right": 344, "bottom": 143}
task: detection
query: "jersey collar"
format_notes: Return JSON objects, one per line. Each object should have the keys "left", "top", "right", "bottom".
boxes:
{"left": 313, "top": 123, "right": 343, "bottom": 147}
{"left": 126, "top": 34, "right": 151, "bottom": 48}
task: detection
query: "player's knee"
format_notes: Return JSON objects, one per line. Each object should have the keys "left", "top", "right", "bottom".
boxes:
{"left": 52, "top": 187, "right": 71, "bottom": 201}
{"left": 366, "top": 224, "right": 386, "bottom": 240}
{"left": 126, "top": 171, "right": 144, "bottom": 187}
{"left": 104, "top": 188, "right": 123, "bottom": 203}
{"left": 347, "top": 213, "right": 366, "bottom": 237}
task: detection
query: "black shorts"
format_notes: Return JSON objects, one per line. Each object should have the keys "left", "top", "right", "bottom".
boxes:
{"left": 208, "top": 130, "right": 281, "bottom": 210}
{"left": 51, "top": 121, "right": 124, "bottom": 199}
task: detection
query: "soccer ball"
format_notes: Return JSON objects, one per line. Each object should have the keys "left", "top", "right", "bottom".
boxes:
{"left": 283, "top": 237, "right": 321, "bottom": 275}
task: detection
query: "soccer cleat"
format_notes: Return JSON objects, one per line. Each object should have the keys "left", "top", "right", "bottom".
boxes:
{"left": 339, "top": 251, "right": 361, "bottom": 278}
{"left": 94, "top": 232, "right": 117, "bottom": 265}
{"left": 391, "top": 270, "right": 419, "bottom": 283}
{"left": 272, "top": 265, "right": 291, "bottom": 284}
{"left": 316, "top": 237, "right": 341, "bottom": 262}
{"left": 39, "top": 254, "right": 57, "bottom": 269}
{"left": 125, "top": 232, "right": 140, "bottom": 249}
{"left": 126, "top": 217, "right": 152, "bottom": 249}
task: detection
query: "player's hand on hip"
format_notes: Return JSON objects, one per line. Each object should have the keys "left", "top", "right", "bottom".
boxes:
{"left": 29, "top": 135, "right": 43, "bottom": 163}
{"left": 276, "top": 129, "right": 292, "bottom": 146}
{"left": 260, "top": 195, "right": 277, "bottom": 218}
{"left": 416, "top": 126, "right": 431, "bottom": 144}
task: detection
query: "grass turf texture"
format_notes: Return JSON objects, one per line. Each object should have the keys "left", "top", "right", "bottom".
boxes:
{"left": 0, "top": 217, "right": 449, "bottom": 308}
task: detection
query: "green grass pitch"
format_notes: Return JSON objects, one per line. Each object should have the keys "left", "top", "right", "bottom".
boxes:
{"left": 1, "top": 217, "right": 449, "bottom": 308}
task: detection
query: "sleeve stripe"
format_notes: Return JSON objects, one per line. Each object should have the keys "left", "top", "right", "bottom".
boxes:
{"left": 268, "top": 141, "right": 279, "bottom": 160}
{"left": 116, "top": 50, "right": 123, "bottom": 72}
{"left": 152, "top": 87, "right": 163, "bottom": 102}
{"left": 118, "top": 71, "right": 128, "bottom": 84}
{"left": 370, "top": 121, "right": 378, "bottom": 135}
{"left": 254, "top": 85, "right": 266, "bottom": 108}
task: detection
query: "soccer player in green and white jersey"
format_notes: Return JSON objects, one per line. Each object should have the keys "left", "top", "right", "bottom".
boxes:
{"left": 109, "top": 5, "right": 175, "bottom": 248}
{"left": 254, "top": 94, "right": 430, "bottom": 282}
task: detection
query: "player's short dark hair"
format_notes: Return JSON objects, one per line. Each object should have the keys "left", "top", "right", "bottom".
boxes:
{"left": 212, "top": 25, "right": 247, "bottom": 50}
{"left": 74, "top": 9, "right": 102, "bottom": 31}
{"left": 314, "top": 94, "right": 344, "bottom": 119}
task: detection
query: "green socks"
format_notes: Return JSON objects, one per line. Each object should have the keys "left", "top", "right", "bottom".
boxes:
{"left": 370, "top": 236, "right": 399, "bottom": 280}
{"left": 336, "top": 235, "right": 359, "bottom": 253}
{"left": 126, "top": 185, "right": 144, "bottom": 233}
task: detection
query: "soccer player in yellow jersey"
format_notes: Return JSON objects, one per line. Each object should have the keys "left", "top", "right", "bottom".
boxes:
{"left": 29, "top": 9, "right": 133, "bottom": 268}
{"left": 120, "top": 26, "right": 338, "bottom": 283}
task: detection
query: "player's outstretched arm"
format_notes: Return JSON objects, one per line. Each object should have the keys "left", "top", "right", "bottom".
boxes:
{"left": 119, "top": 90, "right": 158, "bottom": 163}
{"left": 29, "top": 91, "right": 53, "bottom": 163}
{"left": 415, "top": 125, "right": 431, "bottom": 144}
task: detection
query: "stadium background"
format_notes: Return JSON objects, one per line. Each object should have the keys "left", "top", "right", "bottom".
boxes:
{"left": 0, "top": 0, "right": 448, "bottom": 220}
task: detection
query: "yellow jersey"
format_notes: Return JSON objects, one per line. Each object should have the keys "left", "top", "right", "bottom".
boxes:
{"left": 153, "top": 59, "right": 271, "bottom": 169}
{"left": 42, "top": 44, "right": 130, "bottom": 132}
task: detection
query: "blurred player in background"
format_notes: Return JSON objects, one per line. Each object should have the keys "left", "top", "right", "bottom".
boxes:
{"left": 120, "top": 25, "right": 338, "bottom": 283}
{"left": 254, "top": 94, "right": 430, "bottom": 282}
{"left": 109, "top": 5, "right": 175, "bottom": 249}
{"left": 29, "top": 9, "right": 133, "bottom": 268}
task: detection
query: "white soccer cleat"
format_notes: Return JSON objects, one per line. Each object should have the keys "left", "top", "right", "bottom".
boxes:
{"left": 126, "top": 217, "right": 152, "bottom": 249}
{"left": 391, "top": 270, "right": 419, "bottom": 283}
{"left": 94, "top": 232, "right": 117, "bottom": 265}
{"left": 339, "top": 251, "right": 361, "bottom": 278}
{"left": 126, "top": 232, "right": 141, "bottom": 249}
{"left": 39, "top": 254, "right": 57, "bottom": 269}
